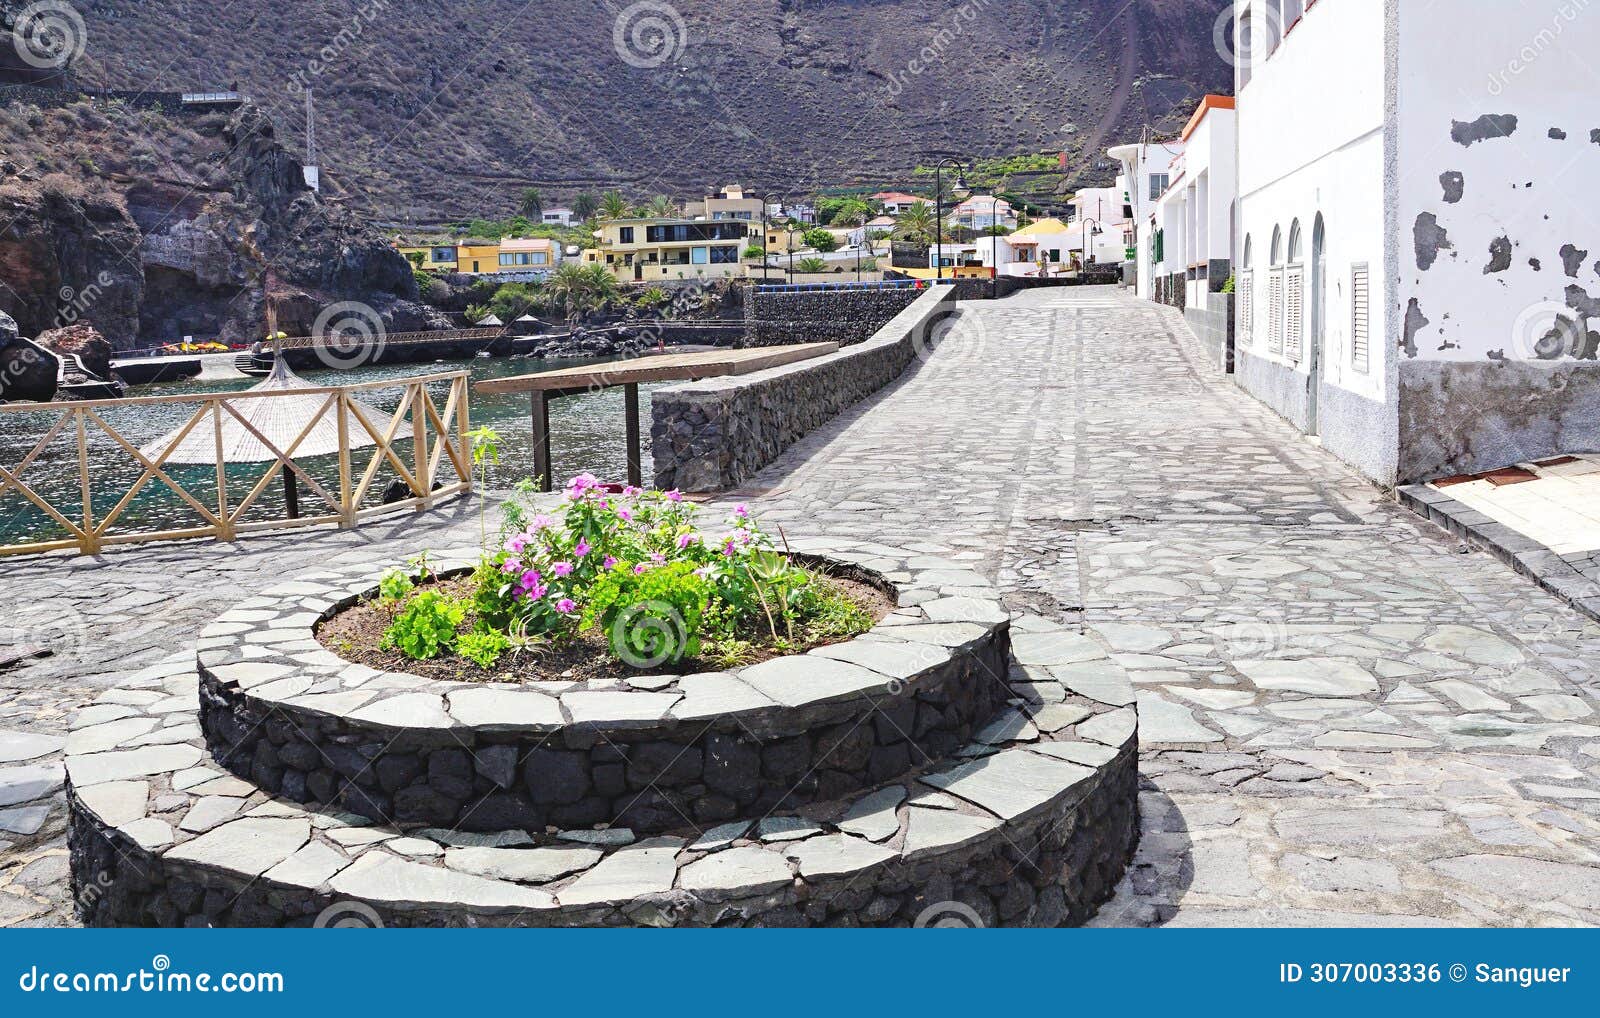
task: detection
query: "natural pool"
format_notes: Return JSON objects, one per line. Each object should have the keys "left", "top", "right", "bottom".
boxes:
{"left": 0, "top": 355, "right": 662, "bottom": 549}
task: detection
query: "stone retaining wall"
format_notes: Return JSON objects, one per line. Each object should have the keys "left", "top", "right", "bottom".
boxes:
{"left": 742, "top": 287, "right": 923, "bottom": 348}
{"left": 653, "top": 285, "right": 956, "bottom": 491}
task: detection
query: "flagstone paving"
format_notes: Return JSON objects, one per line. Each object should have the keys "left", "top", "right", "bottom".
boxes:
{"left": 4, "top": 285, "right": 1600, "bottom": 926}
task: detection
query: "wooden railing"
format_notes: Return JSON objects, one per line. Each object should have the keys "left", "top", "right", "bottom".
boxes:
{"left": 0, "top": 371, "right": 472, "bottom": 558}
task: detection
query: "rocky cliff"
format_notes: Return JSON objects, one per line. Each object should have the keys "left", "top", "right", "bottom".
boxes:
{"left": 0, "top": 96, "right": 438, "bottom": 351}
{"left": 65, "top": 0, "right": 1233, "bottom": 220}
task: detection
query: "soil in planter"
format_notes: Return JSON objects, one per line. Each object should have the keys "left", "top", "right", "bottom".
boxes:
{"left": 316, "top": 573, "right": 895, "bottom": 685}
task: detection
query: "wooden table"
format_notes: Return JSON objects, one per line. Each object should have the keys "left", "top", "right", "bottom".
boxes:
{"left": 475, "top": 344, "right": 839, "bottom": 490}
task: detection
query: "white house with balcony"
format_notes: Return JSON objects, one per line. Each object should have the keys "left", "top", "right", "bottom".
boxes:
{"left": 1232, "top": 0, "right": 1600, "bottom": 485}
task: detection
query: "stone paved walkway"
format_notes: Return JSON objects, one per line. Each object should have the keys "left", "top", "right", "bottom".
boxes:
{"left": 4, "top": 285, "right": 1599, "bottom": 926}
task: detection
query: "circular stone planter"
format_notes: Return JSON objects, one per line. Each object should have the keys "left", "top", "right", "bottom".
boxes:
{"left": 194, "top": 545, "right": 1014, "bottom": 833}
{"left": 68, "top": 611, "right": 1139, "bottom": 928}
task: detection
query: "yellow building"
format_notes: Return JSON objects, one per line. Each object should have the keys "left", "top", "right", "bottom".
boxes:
{"left": 397, "top": 240, "right": 459, "bottom": 272}
{"left": 497, "top": 237, "right": 559, "bottom": 271}
{"left": 584, "top": 217, "right": 749, "bottom": 282}
{"left": 455, "top": 240, "right": 501, "bottom": 275}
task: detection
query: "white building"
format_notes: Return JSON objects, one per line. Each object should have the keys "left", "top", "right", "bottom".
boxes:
{"left": 1152, "top": 95, "right": 1238, "bottom": 368}
{"left": 540, "top": 207, "right": 577, "bottom": 227}
{"left": 950, "top": 196, "right": 1017, "bottom": 231}
{"left": 1108, "top": 137, "right": 1182, "bottom": 297}
{"left": 872, "top": 192, "right": 930, "bottom": 216}
{"left": 1232, "top": 0, "right": 1600, "bottom": 485}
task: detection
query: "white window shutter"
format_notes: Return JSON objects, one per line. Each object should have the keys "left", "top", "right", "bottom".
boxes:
{"left": 1268, "top": 270, "right": 1284, "bottom": 354}
{"left": 1238, "top": 270, "right": 1253, "bottom": 346}
{"left": 1351, "top": 263, "right": 1370, "bottom": 373}
{"left": 1285, "top": 266, "right": 1304, "bottom": 362}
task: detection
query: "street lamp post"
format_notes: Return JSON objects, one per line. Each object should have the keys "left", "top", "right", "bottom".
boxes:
{"left": 784, "top": 225, "right": 805, "bottom": 282}
{"left": 931, "top": 156, "right": 969, "bottom": 283}
{"left": 758, "top": 191, "right": 782, "bottom": 286}
{"left": 1082, "top": 217, "right": 1102, "bottom": 272}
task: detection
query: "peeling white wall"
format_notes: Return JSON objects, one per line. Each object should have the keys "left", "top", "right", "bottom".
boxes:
{"left": 1396, "top": 0, "right": 1600, "bottom": 364}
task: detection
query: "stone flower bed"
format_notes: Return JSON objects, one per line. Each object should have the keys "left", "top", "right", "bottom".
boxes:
{"left": 68, "top": 610, "right": 1139, "bottom": 928}
{"left": 196, "top": 542, "right": 1014, "bottom": 832}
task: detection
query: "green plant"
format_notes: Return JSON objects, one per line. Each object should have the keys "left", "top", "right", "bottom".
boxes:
{"left": 794, "top": 256, "right": 827, "bottom": 274}
{"left": 1221, "top": 274, "right": 1236, "bottom": 294}
{"left": 377, "top": 567, "right": 415, "bottom": 605}
{"left": 742, "top": 244, "right": 766, "bottom": 260}
{"left": 457, "top": 629, "right": 512, "bottom": 669}
{"left": 581, "top": 561, "right": 711, "bottom": 667}
{"left": 468, "top": 427, "right": 502, "bottom": 541}
{"left": 382, "top": 591, "right": 466, "bottom": 660}
{"left": 408, "top": 550, "right": 434, "bottom": 585}
{"left": 802, "top": 228, "right": 838, "bottom": 253}
{"left": 465, "top": 302, "right": 492, "bottom": 323}
{"left": 519, "top": 187, "right": 543, "bottom": 218}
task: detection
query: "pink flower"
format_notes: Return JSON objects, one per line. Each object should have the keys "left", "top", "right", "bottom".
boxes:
{"left": 505, "top": 533, "right": 528, "bottom": 554}
{"left": 603, "top": 555, "right": 618, "bottom": 569}
{"left": 618, "top": 508, "right": 633, "bottom": 522}
{"left": 733, "top": 504, "right": 749, "bottom": 519}
{"left": 650, "top": 552, "right": 666, "bottom": 564}
{"left": 500, "top": 558, "right": 523, "bottom": 575}
{"left": 531, "top": 514, "right": 556, "bottom": 531}
{"left": 633, "top": 563, "right": 650, "bottom": 574}
{"left": 574, "top": 540, "right": 591, "bottom": 558}
{"left": 566, "top": 473, "right": 600, "bottom": 500}
{"left": 722, "top": 538, "right": 736, "bottom": 557}
{"left": 622, "top": 485, "right": 641, "bottom": 497}
{"left": 666, "top": 490, "right": 683, "bottom": 502}
{"left": 553, "top": 561, "right": 573, "bottom": 577}
{"left": 676, "top": 533, "right": 696, "bottom": 550}
{"left": 555, "top": 597, "right": 577, "bottom": 615}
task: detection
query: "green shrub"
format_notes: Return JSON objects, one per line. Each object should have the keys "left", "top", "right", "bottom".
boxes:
{"left": 381, "top": 591, "right": 466, "bottom": 660}
{"left": 457, "top": 629, "right": 512, "bottom": 669}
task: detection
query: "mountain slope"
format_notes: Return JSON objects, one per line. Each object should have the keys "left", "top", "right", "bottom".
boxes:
{"left": 70, "top": 0, "right": 1231, "bottom": 219}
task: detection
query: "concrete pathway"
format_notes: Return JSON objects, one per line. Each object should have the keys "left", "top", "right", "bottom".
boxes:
{"left": 3, "top": 285, "right": 1599, "bottom": 926}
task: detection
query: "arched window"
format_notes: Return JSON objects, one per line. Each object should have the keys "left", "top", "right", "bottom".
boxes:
{"left": 1242, "top": 235, "right": 1253, "bottom": 269}
{"left": 1239, "top": 235, "right": 1256, "bottom": 347}
{"left": 1285, "top": 220, "right": 1305, "bottom": 360}
{"left": 1271, "top": 226, "right": 1283, "bottom": 265}
{"left": 1268, "top": 225, "right": 1285, "bottom": 355}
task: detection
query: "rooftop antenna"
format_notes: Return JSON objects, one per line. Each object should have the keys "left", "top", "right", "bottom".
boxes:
{"left": 302, "top": 89, "right": 321, "bottom": 192}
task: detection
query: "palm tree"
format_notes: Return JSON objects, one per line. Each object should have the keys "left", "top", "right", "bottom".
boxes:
{"left": 893, "top": 202, "right": 938, "bottom": 246}
{"left": 572, "top": 192, "right": 600, "bottom": 221}
{"left": 831, "top": 197, "right": 874, "bottom": 228}
{"left": 599, "top": 189, "right": 633, "bottom": 221}
{"left": 643, "top": 194, "right": 677, "bottom": 218}
{"left": 519, "top": 187, "right": 544, "bottom": 218}
{"left": 546, "top": 263, "right": 620, "bottom": 330}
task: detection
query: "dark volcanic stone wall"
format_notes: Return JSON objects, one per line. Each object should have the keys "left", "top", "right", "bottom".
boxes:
{"left": 743, "top": 287, "right": 923, "bottom": 348}
{"left": 655, "top": 286, "right": 955, "bottom": 491}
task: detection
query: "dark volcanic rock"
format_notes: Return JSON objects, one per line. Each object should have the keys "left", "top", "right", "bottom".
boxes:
{"left": 36, "top": 322, "right": 111, "bottom": 379}
{"left": 0, "top": 311, "right": 58, "bottom": 402}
